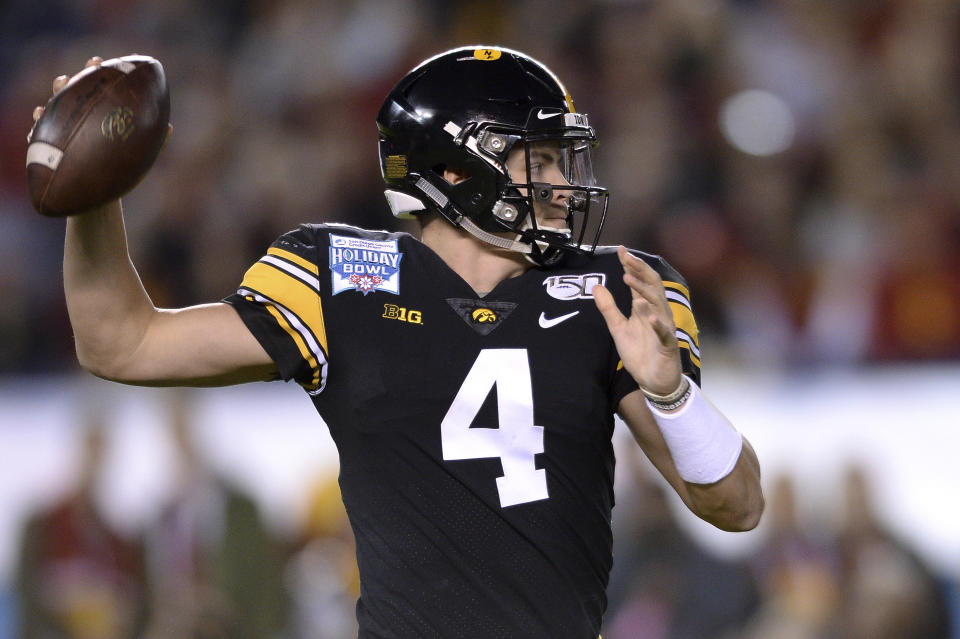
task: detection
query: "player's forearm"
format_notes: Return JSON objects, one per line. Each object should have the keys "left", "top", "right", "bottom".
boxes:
{"left": 63, "top": 200, "right": 157, "bottom": 377}
{"left": 684, "top": 439, "right": 763, "bottom": 531}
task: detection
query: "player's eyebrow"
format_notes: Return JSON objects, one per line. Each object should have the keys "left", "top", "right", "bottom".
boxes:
{"left": 528, "top": 148, "right": 559, "bottom": 163}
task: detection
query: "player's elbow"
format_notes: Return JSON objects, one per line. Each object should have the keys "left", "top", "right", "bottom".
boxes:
{"left": 724, "top": 497, "right": 764, "bottom": 532}
{"left": 76, "top": 345, "right": 117, "bottom": 381}
{"left": 74, "top": 337, "right": 134, "bottom": 383}
{"left": 702, "top": 491, "right": 764, "bottom": 532}
{"left": 688, "top": 477, "right": 765, "bottom": 532}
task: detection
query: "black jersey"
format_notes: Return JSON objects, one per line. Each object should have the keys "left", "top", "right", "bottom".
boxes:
{"left": 225, "top": 224, "right": 701, "bottom": 639}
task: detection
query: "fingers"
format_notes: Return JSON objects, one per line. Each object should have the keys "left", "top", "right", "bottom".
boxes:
{"left": 628, "top": 293, "right": 675, "bottom": 346}
{"left": 160, "top": 123, "right": 174, "bottom": 152}
{"left": 51, "top": 56, "right": 102, "bottom": 94}
{"left": 52, "top": 74, "right": 69, "bottom": 94}
{"left": 35, "top": 57, "right": 105, "bottom": 125}
{"left": 617, "top": 245, "right": 662, "bottom": 286}
{"left": 646, "top": 308, "right": 676, "bottom": 346}
{"left": 592, "top": 284, "right": 626, "bottom": 332}
{"left": 616, "top": 245, "right": 670, "bottom": 307}
{"left": 615, "top": 245, "right": 678, "bottom": 342}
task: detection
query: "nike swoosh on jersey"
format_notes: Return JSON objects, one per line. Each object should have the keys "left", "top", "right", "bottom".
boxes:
{"left": 536, "top": 109, "right": 562, "bottom": 120}
{"left": 538, "top": 310, "right": 580, "bottom": 328}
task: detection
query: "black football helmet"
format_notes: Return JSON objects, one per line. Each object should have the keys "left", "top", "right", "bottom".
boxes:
{"left": 377, "top": 46, "right": 609, "bottom": 266}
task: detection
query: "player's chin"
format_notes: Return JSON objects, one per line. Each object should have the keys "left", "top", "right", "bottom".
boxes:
{"left": 537, "top": 218, "right": 570, "bottom": 232}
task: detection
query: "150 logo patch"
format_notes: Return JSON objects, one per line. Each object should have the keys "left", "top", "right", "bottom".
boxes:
{"left": 542, "top": 273, "right": 606, "bottom": 300}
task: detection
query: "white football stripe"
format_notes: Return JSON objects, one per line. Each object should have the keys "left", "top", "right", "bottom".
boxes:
{"left": 102, "top": 59, "right": 136, "bottom": 73}
{"left": 676, "top": 329, "right": 701, "bottom": 358}
{"left": 26, "top": 142, "right": 63, "bottom": 170}
{"left": 261, "top": 254, "right": 319, "bottom": 290}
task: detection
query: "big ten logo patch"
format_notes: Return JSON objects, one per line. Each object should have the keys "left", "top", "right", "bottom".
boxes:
{"left": 383, "top": 304, "right": 423, "bottom": 325}
{"left": 542, "top": 273, "right": 606, "bottom": 300}
{"left": 329, "top": 234, "right": 403, "bottom": 295}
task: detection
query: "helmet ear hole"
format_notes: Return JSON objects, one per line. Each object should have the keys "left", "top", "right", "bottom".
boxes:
{"left": 438, "top": 165, "right": 470, "bottom": 185}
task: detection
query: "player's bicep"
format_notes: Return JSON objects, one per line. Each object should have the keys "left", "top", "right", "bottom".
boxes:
{"left": 108, "top": 302, "right": 278, "bottom": 386}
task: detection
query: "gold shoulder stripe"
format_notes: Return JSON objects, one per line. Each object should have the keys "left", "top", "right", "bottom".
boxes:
{"left": 670, "top": 300, "right": 701, "bottom": 370}
{"left": 268, "top": 247, "right": 319, "bottom": 276}
{"left": 263, "top": 303, "right": 321, "bottom": 389}
{"left": 241, "top": 261, "right": 328, "bottom": 353}
{"left": 668, "top": 301, "right": 699, "bottom": 351}
{"left": 663, "top": 279, "right": 690, "bottom": 300}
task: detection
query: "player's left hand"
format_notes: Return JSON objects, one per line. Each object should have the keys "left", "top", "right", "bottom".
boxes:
{"left": 593, "top": 246, "right": 683, "bottom": 396}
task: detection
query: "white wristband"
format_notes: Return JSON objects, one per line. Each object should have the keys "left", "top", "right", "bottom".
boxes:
{"left": 646, "top": 377, "right": 743, "bottom": 484}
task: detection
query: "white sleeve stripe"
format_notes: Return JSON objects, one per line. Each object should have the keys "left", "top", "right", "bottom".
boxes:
{"left": 239, "top": 288, "right": 328, "bottom": 392}
{"left": 665, "top": 290, "right": 691, "bottom": 309}
{"left": 676, "top": 329, "right": 701, "bottom": 358}
{"left": 261, "top": 254, "right": 320, "bottom": 290}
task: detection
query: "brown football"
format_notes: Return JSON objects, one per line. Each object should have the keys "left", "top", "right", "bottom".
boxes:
{"left": 26, "top": 55, "right": 170, "bottom": 217}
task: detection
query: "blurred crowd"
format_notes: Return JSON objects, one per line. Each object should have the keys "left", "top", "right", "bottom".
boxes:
{"left": 2, "top": 0, "right": 959, "bottom": 637}
{"left": 1, "top": 0, "right": 959, "bottom": 373}
{"left": 5, "top": 391, "right": 956, "bottom": 639}
{"left": 607, "top": 448, "right": 954, "bottom": 639}
{"left": 10, "top": 391, "right": 352, "bottom": 639}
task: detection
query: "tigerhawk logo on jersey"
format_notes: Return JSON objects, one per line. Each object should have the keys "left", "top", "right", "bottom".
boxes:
{"left": 542, "top": 273, "right": 606, "bottom": 300}
{"left": 447, "top": 298, "right": 517, "bottom": 335}
{"left": 329, "top": 234, "right": 403, "bottom": 295}
{"left": 472, "top": 308, "right": 498, "bottom": 323}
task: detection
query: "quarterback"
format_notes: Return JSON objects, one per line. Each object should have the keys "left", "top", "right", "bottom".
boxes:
{"left": 40, "top": 47, "right": 763, "bottom": 638}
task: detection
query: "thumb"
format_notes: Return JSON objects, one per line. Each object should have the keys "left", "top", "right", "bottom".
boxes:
{"left": 160, "top": 123, "right": 173, "bottom": 152}
{"left": 593, "top": 284, "right": 625, "bottom": 332}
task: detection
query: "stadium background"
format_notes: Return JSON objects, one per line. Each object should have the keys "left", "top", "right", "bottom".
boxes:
{"left": 0, "top": 1, "right": 958, "bottom": 637}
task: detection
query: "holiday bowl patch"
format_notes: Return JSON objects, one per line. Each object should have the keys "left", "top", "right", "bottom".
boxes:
{"left": 329, "top": 234, "right": 402, "bottom": 295}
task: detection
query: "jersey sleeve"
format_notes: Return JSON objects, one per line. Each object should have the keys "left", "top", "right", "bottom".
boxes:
{"left": 223, "top": 225, "right": 329, "bottom": 393}
{"left": 659, "top": 262, "right": 702, "bottom": 387}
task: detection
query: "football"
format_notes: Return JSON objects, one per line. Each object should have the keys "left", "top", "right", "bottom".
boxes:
{"left": 26, "top": 54, "right": 170, "bottom": 217}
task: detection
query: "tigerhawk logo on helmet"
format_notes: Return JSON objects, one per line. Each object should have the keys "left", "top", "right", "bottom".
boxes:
{"left": 377, "top": 46, "right": 609, "bottom": 267}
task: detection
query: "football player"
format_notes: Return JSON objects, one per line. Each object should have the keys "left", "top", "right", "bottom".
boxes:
{"left": 39, "top": 47, "right": 763, "bottom": 638}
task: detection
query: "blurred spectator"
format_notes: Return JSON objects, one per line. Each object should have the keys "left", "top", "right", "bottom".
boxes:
{"left": 284, "top": 475, "right": 359, "bottom": 639}
{"left": 604, "top": 449, "right": 758, "bottom": 639}
{"left": 142, "top": 391, "right": 287, "bottom": 639}
{"left": 834, "top": 463, "right": 951, "bottom": 639}
{"left": 13, "top": 412, "right": 148, "bottom": 639}
{"left": 736, "top": 474, "right": 841, "bottom": 639}
{"left": 0, "top": 587, "right": 13, "bottom": 639}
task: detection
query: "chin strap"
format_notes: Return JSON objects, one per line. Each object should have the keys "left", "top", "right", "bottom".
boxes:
{"left": 516, "top": 215, "right": 571, "bottom": 265}
{"left": 460, "top": 217, "right": 532, "bottom": 254}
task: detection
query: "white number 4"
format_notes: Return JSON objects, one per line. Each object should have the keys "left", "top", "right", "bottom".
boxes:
{"left": 441, "top": 349, "right": 548, "bottom": 508}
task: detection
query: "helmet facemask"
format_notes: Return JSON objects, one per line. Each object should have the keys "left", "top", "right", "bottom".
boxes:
{"left": 463, "top": 111, "right": 609, "bottom": 266}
